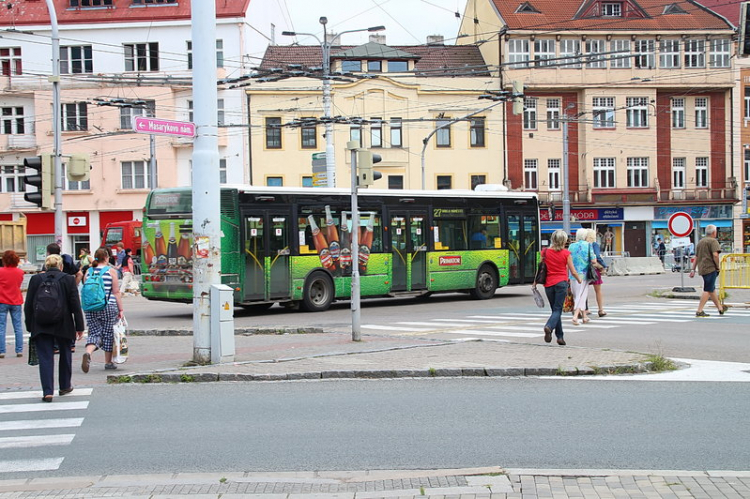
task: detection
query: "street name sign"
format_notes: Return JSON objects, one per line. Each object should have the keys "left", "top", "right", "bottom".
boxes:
{"left": 133, "top": 116, "right": 196, "bottom": 138}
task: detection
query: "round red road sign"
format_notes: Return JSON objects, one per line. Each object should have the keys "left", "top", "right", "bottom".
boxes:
{"left": 668, "top": 212, "right": 694, "bottom": 238}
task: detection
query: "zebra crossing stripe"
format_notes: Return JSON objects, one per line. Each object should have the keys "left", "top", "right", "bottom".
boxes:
{"left": 0, "top": 388, "right": 93, "bottom": 401}
{"left": 0, "top": 401, "right": 89, "bottom": 414}
{"left": 0, "top": 418, "right": 84, "bottom": 431}
{"left": 0, "top": 458, "right": 64, "bottom": 473}
{"left": 445, "top": 330, "right": 540, "bottom": 338}
{"left": 361, "top": 325, "right": 433, "bottom": 331}
{"left": 593, "top": 317, "right": 690, "bottom": 323}
{"left": 0, "top": 434, "right": 75, "bottom": 450}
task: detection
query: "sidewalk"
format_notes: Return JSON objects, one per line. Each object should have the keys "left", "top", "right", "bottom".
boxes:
{"left": 1, "top": 468, "right": 749, "bottom": 498}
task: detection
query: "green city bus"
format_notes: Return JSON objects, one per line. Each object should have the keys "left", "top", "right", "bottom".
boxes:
{"left": 140, "top": 186, "right": 540, "bottom": 311}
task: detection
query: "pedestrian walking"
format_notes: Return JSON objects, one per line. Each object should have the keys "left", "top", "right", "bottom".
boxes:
{"left": 81, "top": 247, "right": 124, "bottom": 372}
{"left": 656, "top": 237, "right": 666, "bottom": 267}
{"left": 538, "top": 230, "right": 581, "bottom": 346}
{"left": 0, "top": 250, "right": 25, "bottom": 358}
{"left": 24, "top": 254, "right": 85, "bottom": 402}
{"left": 568, "top": 228, "right": 598, "bottom": 325}
{"left": 119, "top": 248, "right": 135, "bottom": 294}
{"left": 586, "top": 229, "right": 608, "bottom": 317}
{"left": 689, "top": 224, "right": 726, "bottom": 317}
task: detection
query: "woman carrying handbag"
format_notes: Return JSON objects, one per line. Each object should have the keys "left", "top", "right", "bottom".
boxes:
{"left": 568, "top": 228, "right": 599, "bottom": 325}
{"left": 537, "top": 230, "right": 581, "bottom": 346}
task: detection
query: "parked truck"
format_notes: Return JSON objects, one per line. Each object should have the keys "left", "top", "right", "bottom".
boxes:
{"left": 101, "top": 220, "right": 142, "bottom": 259}
{"left": 0, "top": 217, "right": 27, "bottom": 261}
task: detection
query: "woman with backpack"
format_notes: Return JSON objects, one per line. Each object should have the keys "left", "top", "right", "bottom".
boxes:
{"left": 80, "top": 247, "right": 124, "bottom": 373}
{"left": 24, "top": 254, "right": 85, "bottom": 402}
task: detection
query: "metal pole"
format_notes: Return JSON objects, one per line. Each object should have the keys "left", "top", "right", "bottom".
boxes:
{"left": 149, "top": 134, "right": 157, "bottom": 190}
{"left": 322, "top": 27, "right": 336, "bottom": 187}
{"left": 191, "top": 0, "right": 221, "bottom": 363}
{"left": 562, "top": 117, "right": 571, "bottom": 237}
{"left": 348, "top": 141, "right": 361, "bottom": 341}
{"left": 45, "top": 0, "right": 63, "bottom": 249}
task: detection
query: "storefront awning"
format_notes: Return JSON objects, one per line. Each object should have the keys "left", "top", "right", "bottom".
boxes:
{"left": 541, "top": 223, "right": 583, "bottom": 233}
{"left": 653, "top": 219, "right": 732, "bottom": 229}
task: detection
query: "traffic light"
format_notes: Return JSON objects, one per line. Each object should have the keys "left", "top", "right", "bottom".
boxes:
{"left": 23, "top": 155, "right": 53, "bottom": 209}
{"left": 356, "top": 149, "right": 382, "bottom": 187}
{"left": 512, "top": 80, "right": 524, "bottom": 115}
{"left": 740, "top": 2, "right": 750, "bottom": 56}
{"left": 67, "top": 153, "right": 90, "bottom": 181}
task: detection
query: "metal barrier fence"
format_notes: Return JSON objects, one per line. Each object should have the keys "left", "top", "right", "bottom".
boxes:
{"left": 719, "top": 253, "right": 750, "bottom": 305}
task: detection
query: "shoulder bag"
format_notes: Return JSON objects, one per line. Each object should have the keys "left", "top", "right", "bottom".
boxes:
{"left": 534, "top": 249, "right": 548, "bottom": 286}
{"left": 586, "top": 244, "right": 599, "bottom": 282}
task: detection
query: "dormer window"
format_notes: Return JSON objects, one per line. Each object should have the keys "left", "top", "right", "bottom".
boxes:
{"left": 70, "top": 0, "right": 113, "bottom": 6}
{"left": 367, "top": 60, "right": 382, "bottom": 73}
{"left": 602, "top": 2, "right": 622, "bottom": 16}
{"left": 341, "top": 60, "right": 362, "bottom": 73}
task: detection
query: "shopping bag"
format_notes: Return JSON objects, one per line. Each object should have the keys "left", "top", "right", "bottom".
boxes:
{"left": 531, "top": 285, "right": 545, "bottom": 308}
{"left": 562, "top": 287, "right": 574, "bottom": 313}
{"left": 27, "top": 337, "right": 39, "bottom": 367}
{"left": 112, "top": 316, "right": 129, "bottom": 364}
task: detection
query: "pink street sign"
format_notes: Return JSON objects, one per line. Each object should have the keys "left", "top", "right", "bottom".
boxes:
{"left": 133, "top": 116, "right": 196, "bottom": 138}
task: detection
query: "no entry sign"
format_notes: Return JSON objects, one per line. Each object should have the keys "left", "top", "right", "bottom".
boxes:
{"left": 668, "top": 212, "right": 694, "bottom": 238}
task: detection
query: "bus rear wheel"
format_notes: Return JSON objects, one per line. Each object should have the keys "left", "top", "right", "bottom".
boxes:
{"left": 301, "top": 272, "right": 334, "bottom": 312}
{"left": 470, "top": 265, "right": 497, "bottom": 300}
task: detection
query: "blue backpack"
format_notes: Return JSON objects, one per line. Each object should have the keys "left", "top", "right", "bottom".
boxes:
{"left": 81, "top": 266, "right": 111, "bottom": 312}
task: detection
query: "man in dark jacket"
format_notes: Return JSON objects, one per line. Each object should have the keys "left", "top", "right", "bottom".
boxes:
{"left": 25, "top": 254, "right": 85, "bottom": 402}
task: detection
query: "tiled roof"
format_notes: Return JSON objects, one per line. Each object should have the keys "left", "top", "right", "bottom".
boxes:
{"left": 0, "top": 0, "right": 251, "bottom": 27}
{"left": 494, "top": 0, "right": 733, "bottom": 31}
{"left": 692, "top": 0, "right": 742, "bottom": 27}
{"left": 334, "top": 42, "right": 419, "bottom": 60}
{"left": 259, "top": 44, "right": 490, "bottom": 77}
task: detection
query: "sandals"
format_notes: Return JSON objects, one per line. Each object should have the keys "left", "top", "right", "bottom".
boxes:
{"left": 81, "top": 353, "right": 91, "bottom": 373}
{"left": 571, "top": 318, "right": 580, "bottom": 326}
{"left": 582, "top": 317, "right": 591, "bottom": 323}
{"left": 719, "top": 306, "right": 728, "bottom": 316}
{"left": 598, "top": 311, "right": 608, "bottom": 317}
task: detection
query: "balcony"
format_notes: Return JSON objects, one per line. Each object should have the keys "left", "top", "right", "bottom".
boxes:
{"left": 535, "top": 182, "right": 738, "bottom": 206}
{"left": 0, "top": 134, "right": 37, "bottom": 151}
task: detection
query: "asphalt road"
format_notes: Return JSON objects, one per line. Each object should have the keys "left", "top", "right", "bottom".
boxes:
{"left": 4, "top": 378, "right": 749, "bottom": 479}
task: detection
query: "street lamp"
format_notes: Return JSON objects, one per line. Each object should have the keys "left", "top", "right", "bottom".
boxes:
{"left": 282, "top": 20, "right": 385, "bottom": 188}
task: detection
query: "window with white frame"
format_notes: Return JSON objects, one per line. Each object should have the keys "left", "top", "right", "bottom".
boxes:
{"left": 695, "top": 157, "right": 708, "bottom": 188}
{"left": 710, "top": 39, "right": 731, "bottom": 68}
{"left": 534, "top": 39, "right": 556, "bottom": 67}
{"left": 523, "top": 97, "right": 538, "bottom": 130}
{"left": 121, "top": 160, "right": 153, "bottom": 190}
{"left": 186, "top": 39, "right": 224, "bottom": 69}
{"left": 745, "top": 89, "right": 750, "bottom": 120}
{"left": 219, "top": 158, "right": 227, "bottom": 184}
{"left": 1, "top": 47, "right": 22, "bottom": 76}
{"left": 524, "top": 159, "right": 538, "bottom": 190}
{"left": 119, "top": 100, "right": 155, "bottom": 130}
{"left": 745, "top": 150, "right": 750, "bottom": 185}
{"left": 672, "top": 157, "right": 686, "bottom": 189}
{"left": 634, "top": 39, "right": 655, "bottom": 69}
{"left": 0, "top": 165, "right": 26, "bottom": 193}
{"left": 546, "top": 98, "right": 560, "bottom": 130}
{"left": 60, "top": 45, "right": 93, "bottom": 74}
{"left": 684, "top": 39, "right": 705, "bottom": 68}
{"left": 390, "top": 118, "right": 402, "bottom": 147}
{"left": 592, "top": 97, "right": 615, "bottom": 129}
{"left": 349, "top": 125, "right": 362, "bottom": 148}
{"left": 610, "top": 39, "right": 630, "bottom": 68}
{"left": 593, "top": 157, "right": 616, "bottom": 188}
{"left": 626, "top": 97, "right": 648, "bottom": 128}
{"left": 602, "top": 2, "right": 622, "bottom": 16}
{"left": 61, "top": 102, "right": 88, "bottom": 131}
{"left": 659, "top": 39, "right": 680, "bottom": 68}
{"left": 585, "top": 39, "right": 606, "bottom": 68}
{"left": 695, "top": 97, "right": 708, "bottom": 129}
{"left": 188, "top": 99, "right": 225, "bottom": 125}
{"left": 470, "top": 117, "right": 485, "bottom": 147}
{"left": 548, "top": 159, "right": 561, "bottom": 190}
{"left": 124, "top": 42, "right": 159, "bottom": 72}
{"left": 508, "top": 39, "right": 530, "bottom": 68}
{"left": 436, "top": 119, "right": 451, "bottom": 147}
{"left": 626, "top": 157, "right": 649, "bottom": 187}
{"left": 1, "top": 106, "right": 25, "bottom": 135}
{"left": 560, "top": 39, "right": 581, "bottom": 68}
{"left": 62, "top": 164, "right": 90, "bottom": 191}
{"left": 672, "top": 97, "right": 685, "bottom": 129}
{"left": 370, "top": 118, "right": 382, "bottom": 148}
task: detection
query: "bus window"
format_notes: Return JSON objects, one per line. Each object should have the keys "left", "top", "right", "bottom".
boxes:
{"left": 469, "top": 214, "right": 501, "bottom": 249}
{"left": 434, "top": 218, "right": 467, "bottom": 250}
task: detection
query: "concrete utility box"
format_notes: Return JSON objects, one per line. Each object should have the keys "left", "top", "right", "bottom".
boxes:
{"left": 210, "top": 284, "right": 235, "bottom": 364}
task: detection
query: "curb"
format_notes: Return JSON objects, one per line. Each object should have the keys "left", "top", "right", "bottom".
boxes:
{"left": 106, "top": 361, "right": 657, "bottom": 384}
{"left": 127, "top": 327, "right": 324, "bottom": 336}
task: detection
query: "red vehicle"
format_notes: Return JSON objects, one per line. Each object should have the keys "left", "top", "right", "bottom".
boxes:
{"left": 101, "top": 220, "right": 142, "bottom": 258}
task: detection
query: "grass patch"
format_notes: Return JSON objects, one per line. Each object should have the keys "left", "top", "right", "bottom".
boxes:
{"left": 428, "top": 367, "right": 436, "bottom": 377}
{"left": 138, "top": 374, "right": 162, "bottom": 383}
{"left": 645, "top": 353, "right": 677, "bottom": 372}
{"left": 180, "top": 374, "right": 196, "bottom": 382}
{"left": 111, "top": 375, "right": 132, "bottom": 384}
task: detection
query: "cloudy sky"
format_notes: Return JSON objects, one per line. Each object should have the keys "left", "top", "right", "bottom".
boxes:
{"left": 281, "top": 0, "right": 469, "bottom": 46}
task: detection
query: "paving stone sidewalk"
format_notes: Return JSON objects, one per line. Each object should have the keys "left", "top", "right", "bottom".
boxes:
{"left": 1, "top": 469, "right": 749, "bottom": 498}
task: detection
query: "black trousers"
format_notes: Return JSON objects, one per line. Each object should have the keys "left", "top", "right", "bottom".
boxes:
{"left": 34, "top": 334, "right": 73, "bottom": 397}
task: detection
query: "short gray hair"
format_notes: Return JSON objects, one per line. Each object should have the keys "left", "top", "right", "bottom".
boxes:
{"left": 576, "top": 228, "right": 588, "bottom": 241}
{"left": 550, "top": 230, "right": 568, "bottom": 250}
{"left": 705, "top": 224, "right": 717, "bottom": 236}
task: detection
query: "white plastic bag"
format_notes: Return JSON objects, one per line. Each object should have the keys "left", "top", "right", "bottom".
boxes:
{"left": 531, "top": 285, "right": 545, "bottom": 308}
{"left": 112, "top": 316, "right": 129, "bottom": 364}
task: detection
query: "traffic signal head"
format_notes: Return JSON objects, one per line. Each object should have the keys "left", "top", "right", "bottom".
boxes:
{"left": 356, "top": 150, "right": 383, "bottom": 187}
{"left": 67, "top": 154, "right": 90, "bottom": 182}
{"left": 23, "top": 155, "right": 53, "bottom": 209}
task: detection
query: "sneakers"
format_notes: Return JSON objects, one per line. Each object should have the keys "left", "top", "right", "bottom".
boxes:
{"left": 104, "top": 363, "right": 118, "bottom": 370}
{"left": 719, "top": 306, "right": 728, "bottom": 316}
{"left": 544, "top": 326, "right": 553, "bottom": 343}
{"left": 59, "top": 387, "right": 74, "bottom": 396}
{"left": 557, "top": 338, "right": 566, "bottom": 346}
{"left": 696, "top": 311, "right": 710, "bottom": 318}
{"left": 81, "top": 353, "right": 91, "bottom": 373}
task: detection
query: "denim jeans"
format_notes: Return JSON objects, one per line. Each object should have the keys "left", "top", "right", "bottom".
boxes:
{"left": 544, "top": 281, "right": 569, "bottom": 340}
{"left": 0, "top": 303, "right": 24, "bottom": 355}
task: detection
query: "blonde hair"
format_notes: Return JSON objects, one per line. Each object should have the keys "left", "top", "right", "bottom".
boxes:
{"left": 550, "top": 230, "right": 568, "bottom": 251}
{"left": 45, "top": 254, "right": 63, "bottom": 270}
{"left": 585, "top": 229, "right": 597, "bottom": 243}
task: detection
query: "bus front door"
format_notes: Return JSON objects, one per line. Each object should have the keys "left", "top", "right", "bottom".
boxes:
{"left": 242, "top": 212, "right": 291, "bottom": 302}
{"left": 390, "top": 212, "right": 428, "bottom": 292}
{"left": 506, "top": 211, "right": 539, "bottom": 285}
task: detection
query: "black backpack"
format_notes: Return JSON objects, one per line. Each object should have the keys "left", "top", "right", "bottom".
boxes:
{"left": 35, "top": 272, "right": 66, "bottom": 326}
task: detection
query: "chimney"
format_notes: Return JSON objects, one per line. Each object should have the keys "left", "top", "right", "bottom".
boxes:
{"left": 427, "top": 35, "right": 444, "bottom": 45}
{"left": 326, "top": 33, "right": 338, "bottom": 45}
{"left": 369, "top": 33, "right": 386, "bottom": 45}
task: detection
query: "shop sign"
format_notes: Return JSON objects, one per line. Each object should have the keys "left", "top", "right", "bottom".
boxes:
{"left": 654, "top": 205, "right": 732, "bottom": 220}
{"left": 540, "top": 208, "right": 623, "bottom": 222}
{"left": 68, "top": 216, "right": 87, "bottom": 227}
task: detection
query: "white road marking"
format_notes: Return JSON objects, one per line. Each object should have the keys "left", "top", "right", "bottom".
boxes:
{"left": 588, "top": 319, "right": 658, "bottom": 325}
{"left": 0, "top": 388, "right": 93, "bottom": 401}
{"left": 0, "top": 434, "right": 75, "bottom": 450}
{"left": 592, "top": 317, "right": 690, "bottom": 323}
{"left": 0, "top": 401, "right": 89, "bottom": 414}
{"left": 0, "top": 458, "right": 64, "bottom": 473}
{"left": 0, "top": 418, "right": 84, "bottom": 432}
{"left": 361, "top": 324, "right": 433, "bottom": 331}
{"left": 554, "top": 359, "right": 750, "bottom": 383}
{"left": 445, "top": 330, "right": 540, "bottom": 338}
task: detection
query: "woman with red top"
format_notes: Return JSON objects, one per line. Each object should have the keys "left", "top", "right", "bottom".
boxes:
{"left": 0, "top": 250, "right": 25, "bottom": 358}
{"left": 538, "top": 230, "right": 581, "bottom": 346}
